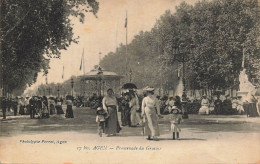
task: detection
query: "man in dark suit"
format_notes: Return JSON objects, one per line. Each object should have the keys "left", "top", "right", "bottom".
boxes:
{"left": 29, "top": 97, "right": 36, "bottom": 119}
{"left": 1, "top": 97, "right": 7, "bottom": 119}
{"left": 12, "top": 97, "right": 18, "bottom": 116}
{"left": 214, "top": 95, "right": 223, "bottom": 115}
{"left": 223, "top": 95, "right": 233, "bottom": 115}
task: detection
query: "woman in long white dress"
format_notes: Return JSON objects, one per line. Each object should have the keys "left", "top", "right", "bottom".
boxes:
{"left": 141, "top": 87, "right": 161, "bottom": 140}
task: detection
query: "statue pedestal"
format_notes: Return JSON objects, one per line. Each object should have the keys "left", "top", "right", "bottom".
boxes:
{"left": 237, "top": 91, "right": 248, "bottom": 102}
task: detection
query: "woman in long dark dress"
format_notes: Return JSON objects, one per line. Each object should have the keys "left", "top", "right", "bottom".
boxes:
{"left": 19, "top": 97, "right": 25, "bottom": 115}
{"left": 36, "top": 97, "right": 42, "bottom": 119}
{"left": 102, "top": 89, "right": 121, "bottom": 136}
{"left": 120, "top": 93, "right": 130, "bottom": 126}
{"left": 56, "top": 98, "right": 64, "bottom": 114}
{"left": 42, "top": 96, "right": 49, "bottom": 118}
{"left": 49, "top": 98, "right": 56, "bottom": 115}
{"left": 65, "top": 96, "right": 74, "bottom": 118}
{"left": 245, "top": 93, "right": 259, "bottom": 117}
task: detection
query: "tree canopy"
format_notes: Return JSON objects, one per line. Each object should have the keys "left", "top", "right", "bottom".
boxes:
{"left": 0, "top": 0, "right": 99, "bottom": 95}
{"left": 100, "top": 0, "right": 259, "bottom": 92}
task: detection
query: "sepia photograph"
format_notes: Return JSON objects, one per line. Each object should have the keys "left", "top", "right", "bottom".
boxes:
{"left": 0, "top": 0, "right": 260, "bottom": 163}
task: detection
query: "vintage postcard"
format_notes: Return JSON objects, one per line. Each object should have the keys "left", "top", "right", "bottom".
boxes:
{"left": 0, "top": 0, "right": 260, "bottom": 163}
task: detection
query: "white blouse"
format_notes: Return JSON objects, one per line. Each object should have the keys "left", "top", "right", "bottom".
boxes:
{"left": 102, "top": 96, "right": 118, "bottom": 112}
{"left": 141, "top": 96, "right": 160, "bottom": 115}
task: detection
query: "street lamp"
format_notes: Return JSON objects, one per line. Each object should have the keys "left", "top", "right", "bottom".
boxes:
{"left": 71, "top": 78, "right": 74, "bottom": 97}
{"left": 129, "top": 68, "right": 132, "bottom": 82}
{"left": 173, "top": 43, "right": 195, "bottom": 93}
{"left": 57, "top": 84, "right": 60, "bottom": 98}
{"left": 97, "top": 66, "right": 103, "bottom": 97}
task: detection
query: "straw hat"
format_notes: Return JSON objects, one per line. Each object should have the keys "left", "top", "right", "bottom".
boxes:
{"left": 143, "top": 86, "right": 155, "bottom": 92}
{"left": 96, "top": 107, "right": 106, "bottom": 115}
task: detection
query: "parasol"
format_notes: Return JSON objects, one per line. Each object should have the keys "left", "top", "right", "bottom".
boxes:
{"left": 122, "top": 83, "right": 137, "bottom": 90}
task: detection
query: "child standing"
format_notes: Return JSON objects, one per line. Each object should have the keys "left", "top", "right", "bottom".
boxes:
{"left": 170, "top": 108, "right": 182, "bottom": 140}
{"left": 96, "top": 107, "right": 108, "bottom": 137}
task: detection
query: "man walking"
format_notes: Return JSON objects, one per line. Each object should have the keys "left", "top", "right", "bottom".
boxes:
{"left": 1, "top": 97, "right": 7, "bottom": 119}
{"left": 29, "top": 97, "right": 36, "bottom": 119}
{"left": 12, "top": 97, "right": 18, "bottom": 116}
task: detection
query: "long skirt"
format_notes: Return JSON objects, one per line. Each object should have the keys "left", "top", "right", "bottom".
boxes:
{"left": 130, "top": 106, "right": 141, "bottom": 126}
{"left": 42, "top": 105, "right": 49, "bottom": 118}
{"left": 144, "top": 107, "right": 159, "bottom": 137}
{"left": 245, "top": 103, "right": 259, "bottom": 117}
{"left": 36, "top": 107, "right": 42, "bottom": 118}
{"left": 65, "top": 105, "right": 74, "bottom": 118}
{"left": 214, "top": 105, "right": 222, "bottom": 115}
{"left": 105, "top": 106, "right": 120, "bottom": 134}
{"left": 56, "top": 105, "right": 64, "bottom": 114}
{"left": 50, "top": 104, "right": 55, "bottom": 115}
{"left": 121, "top": 106, "right": 130, "bottom": 126}
{"left": 25, "top": 105, "right": 30, "bottom": 115}
{"left": 199, "top": 106, "right": 209, "bottom": 115}
{"left": 19, "top": 105, "right": 25, "bottom": 115}
{"left": 237, "top": 105, "right": 244, "bottom": 114}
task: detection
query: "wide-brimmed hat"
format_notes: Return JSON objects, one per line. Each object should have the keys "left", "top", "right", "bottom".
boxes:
{"left": 96, "top": 107, "right": 106, "bottom": 114}
{"left": 97, "top": 107, "right": 103, "bottom": 111}
{"left": 172, "top": 108, "right": 181, "bottom": 114}
{"left": 143, "top": 86, "right": 155, "bottom": 92}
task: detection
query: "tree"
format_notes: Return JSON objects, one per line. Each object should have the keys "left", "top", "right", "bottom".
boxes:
{"left": 0, "top": 0, "right": 99, "bottom": 95}
{"left": 100, "top": 0, "right": 260, "bottom": 93}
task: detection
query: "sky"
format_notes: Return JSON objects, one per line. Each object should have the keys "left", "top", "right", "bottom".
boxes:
{"left": 24, "top": 0, "right": 197, "bottom": 93}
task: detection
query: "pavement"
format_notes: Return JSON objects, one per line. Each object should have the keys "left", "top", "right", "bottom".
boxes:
{"left": 0, "top": 107, "right": 260, "bottom": 164}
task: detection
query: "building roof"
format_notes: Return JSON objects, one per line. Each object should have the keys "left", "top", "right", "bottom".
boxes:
{"left": 80, "top": 67, "right": 123, "bottom": 80}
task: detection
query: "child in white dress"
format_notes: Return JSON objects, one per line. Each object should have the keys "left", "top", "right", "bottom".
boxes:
{"left": 170, "top": 108, "right": 182, "bottom": 140}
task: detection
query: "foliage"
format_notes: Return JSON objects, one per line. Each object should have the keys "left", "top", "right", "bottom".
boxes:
{"left": 0, "top": 0, "right": 99, "bottom": 95}
{"left": 100, "top": 0, "right": 260, "bottom": 91}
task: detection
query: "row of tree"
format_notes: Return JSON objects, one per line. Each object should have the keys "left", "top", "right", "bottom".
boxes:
{"left": 1, "top": 0, "right": 99, "bottom": 96}
{"left": 100, "top": 0, "right": 260, "bottom": 92}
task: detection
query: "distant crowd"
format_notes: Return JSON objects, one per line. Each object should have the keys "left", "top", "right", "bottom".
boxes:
{"left": 0, "top": 95, "right": 75, "bottom": 120}
{"left": 158, "top": 93, "right": 259, "bottom": 117}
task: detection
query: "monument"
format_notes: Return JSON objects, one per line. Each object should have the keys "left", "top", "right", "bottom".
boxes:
{"left": 237, "top": 47, "right": 256, "bottom": 102}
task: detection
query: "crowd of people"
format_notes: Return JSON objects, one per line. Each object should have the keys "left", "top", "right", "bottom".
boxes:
{"left": 95, "top": 87, "right": 184, "bottom": 140}
{"left": 157, "top": 93, "right": 259, "bottom": 117}
{"left": 1, "top": 87, "right": 259, "bottom": 141}
{"left": 0, "top": 95, "right": 75, "bottom": 120}
{"left": 196, "top": 94, "right": 259, "bottom": 116}
{"left": 96, "top": 87, "right": 164, "bottom": 140}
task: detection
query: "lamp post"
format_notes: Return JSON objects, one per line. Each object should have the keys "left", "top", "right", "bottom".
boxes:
{"left": 129, "top": 68, "right": 132, "bottom": 82}
{"left": 71, "top": 78, "right": 74, "bottom": 97}
{"left": 97, "top": 66, "right": 103, "bottom": 97}
{"left": 173, "top": 43, "right": 195, "bottom": 93}
{"left": 57, "top": 84, "right": 60, "bottom": 98}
